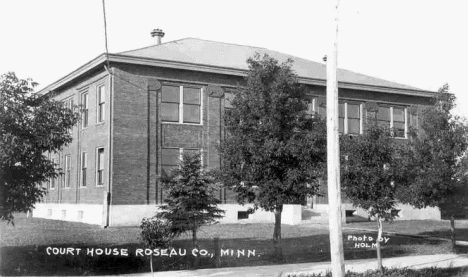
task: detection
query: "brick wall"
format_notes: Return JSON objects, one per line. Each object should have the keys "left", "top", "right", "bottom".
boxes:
{"left": 42, "top": 70, "right": 110, "bottom": 205}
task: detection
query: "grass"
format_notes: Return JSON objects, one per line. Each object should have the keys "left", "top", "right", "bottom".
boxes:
{"left": 286, "top": 267, "right": 468, "bottom": 277}
{"left": 1, "top": 214, "right": 467, "bottom": 276}
{"left": 346, "top": 219, "right": 468, "bottom": 241}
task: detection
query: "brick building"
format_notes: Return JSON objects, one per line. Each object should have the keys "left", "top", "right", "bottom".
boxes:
{"left": 33, "top": 30, "right": 441, "bottom": 226}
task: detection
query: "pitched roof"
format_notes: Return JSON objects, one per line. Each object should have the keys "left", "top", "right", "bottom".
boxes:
{"left": 121, "top": 38, "right": 426, "bottom": 92}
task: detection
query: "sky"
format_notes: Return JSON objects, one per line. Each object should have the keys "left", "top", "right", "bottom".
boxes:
{"left": 1, "top": 0, "right": 467, "bottom": 117}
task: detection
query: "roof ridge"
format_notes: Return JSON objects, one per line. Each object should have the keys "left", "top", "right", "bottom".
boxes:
{"left": 184, "top": 37, "right": 267, "bottom": 50}
{"left": 119, "top": 37, "right": 191, "bottom": 54}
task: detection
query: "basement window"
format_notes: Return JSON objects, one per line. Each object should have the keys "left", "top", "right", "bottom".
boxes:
{"left": 238, "top": 211, "right": 249, "bottom": 220}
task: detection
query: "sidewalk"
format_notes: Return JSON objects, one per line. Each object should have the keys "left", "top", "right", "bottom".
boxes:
{"left": 123, "top": 254, "right": 468, "bottom": 277}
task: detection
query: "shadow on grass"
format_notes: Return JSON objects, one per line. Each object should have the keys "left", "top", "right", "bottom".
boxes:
{"left": 0, "top": 232, "right": 452, "bottom": 276}
{"left": 419, "top": 228, "right": 468, "bottom": 241}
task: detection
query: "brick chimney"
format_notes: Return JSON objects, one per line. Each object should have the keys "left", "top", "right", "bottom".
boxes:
{"left": 150, "top": 28, "right": 165, "bottom": 45}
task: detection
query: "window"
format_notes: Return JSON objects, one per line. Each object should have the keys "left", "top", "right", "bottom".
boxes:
{"left": 183, "top": 87, "right": 201, "bottom": 123}
{"left": 161, "top": 148, "right": 180, "bottom": 178}
{"left": 50, "top": 158, "right": 56, "bottom": 189}
{"left": 96, "top": 148, "right": 105, "bottom": 186}
{"left": 347, "top": 103, "right": 361, "bottom": 134}
{"left": 64, "top": 155, "right": 71, "bottom": 188}
{"left": 339, "top": 103, "right": 345, "bottom": 133}
{"left": 97, "top": 86, "right": 105, "bottom": 123}
{"left": 306, "top": 98, "right": 316, "bottom": 117}
{"left": 338, "top": 102, "right": 362, "bottom": 134}
{"left": 377, "top": 106, "right": 391, "bottom": 128}
{"left": 81, "top": 93, "right": 89, "bottom": 128}
{"left": 161, "top": 148, "right": 202, "bottom": 178}
{"left": 225, "top": 92, "right": 234, "bottom": 109}
{"left": 81, "top": 152, "right": 87, "bottom": 187}
{"left": 161, "top": 85, "right": 202, "bottom": 124}
{"left": 63, "top": 98, "right": 74, "bottom": 110}
{"left": 376, "top": 106, "right": 407, "bottom": 138}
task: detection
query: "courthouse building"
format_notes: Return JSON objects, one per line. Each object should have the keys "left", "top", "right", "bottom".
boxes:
{"left": 33, "top": 30, "right": 441, "bottom": 226}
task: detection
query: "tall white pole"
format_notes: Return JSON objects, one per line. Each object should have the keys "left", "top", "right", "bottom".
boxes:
{"left": 326, "top": 0, "right": 345, "bottom": 276}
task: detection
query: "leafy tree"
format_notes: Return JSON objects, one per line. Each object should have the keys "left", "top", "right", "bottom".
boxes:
{"left": 219, "top": 54, "right": 327, "bottom": 260}
{"left": 340, "top": 125, "right": 406, "bottom": 271}
{"left": 398, "top": 84, "right": 468, "bottom": 250}
{"left": 140, "top": 214, "right": 174, "bottom": 274}
{"left": 160, "top": 152, "right": 224, "bottom": 249}
{"left": 0, "top": 72, "right": 79, "bottom": 223}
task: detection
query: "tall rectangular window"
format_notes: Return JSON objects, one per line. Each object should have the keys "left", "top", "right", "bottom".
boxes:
{"left": 161, "top": 86, "right": 180, "bottom": 122}
{"left": 377, "top": 106, "right": 391, "bottom": 128}
{"left": 347, "top": 103, "right": 361, "bottom": 134}
{"left": 183, "top": 87, "right": 201, "bottom": 124}
{"left": 81, "top": 152, "right": 87, "bottom": 187}
{"left": 161, "top": 85, "right": 202, "bottom": 124}
{"left": 96, "top": 148, "right": 104, "bottom": 186}
{"left": 50, "top": 158, "right": 56, "bottom": 189}
{"left": 393, "top": 107, "right": 406, "bottom": 138}
{"left": 161, "top": 148, "right": 180, "bottom": 178}
{"left": 225, "top": 92, "right": 234, "bottom": 109}
{"left": 338, "top": 103, "right": 345, "bottom": 133}
{"left": 64, "top": 155, "right": 71, "bottom": 188}
{"left": 97, "top": 86, "right": 105, "bottom": 123}
{"left": 81, "top": 93, "right": 89, "bottom": 128}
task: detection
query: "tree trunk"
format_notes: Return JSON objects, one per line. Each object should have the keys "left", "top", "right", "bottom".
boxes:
{"left": 273, "top": 205, "right": 283, "bottom": 261}
{"left": 192, "top": 227, "right": 198, "bottom": 249}
{"left": 150, "top": 255, "right": 154, "bottom": 277}
{"left": 450, "top": 214, "right": 456, "bottom": 252}
{"left": 376, "top": 216, "right": 383, "bottom": 272}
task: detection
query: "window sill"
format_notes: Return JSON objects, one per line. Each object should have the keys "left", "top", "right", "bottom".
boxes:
{"left": 162, "top": 121, "right": 203, "bottom": 126}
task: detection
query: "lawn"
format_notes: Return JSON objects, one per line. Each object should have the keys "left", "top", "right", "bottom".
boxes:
{"left": 1, "top": 214, "right": 467, "bottom": 276}
{"left": 345, "top": 219, "right": 468, "bottom": 241}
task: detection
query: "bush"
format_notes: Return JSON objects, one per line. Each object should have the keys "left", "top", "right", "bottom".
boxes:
{"left": 140, "top": 214, "right": 174, "bottom": 249}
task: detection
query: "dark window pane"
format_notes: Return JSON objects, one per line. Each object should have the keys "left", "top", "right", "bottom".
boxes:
{"left": 378, "top": 120, "right": 390, "bottom": 128}
{"left": 162, "top": 86, "right": 180, "bottom": 103}
{"left": 183, "top": 104, "right": 200, "bottom": 123}
{"left": 225, "top": 93, "right": 234, "bottom": 109}
{"left": 306, "top": 101, "right": 314, "bottom": 115}
{"left": 349, "top": 119, "right": 360, "bottom": 134}
{"left": 319, "top": 106, "right": 326, "bottom": 118}
{"left": 162, "top": 165, "right": 177, "bottom": 178}
{"left": 184, "top": 149, "right": 200, "bottom": 157}
{"left": 339, "top": 118, "right": 344, "bottom": 133}
{"left": 162, "top": 148, "right": 180, "bottom": 166}
{"left": 161, "top": 103, "right": 179, "bottom": 122}
{"left": 82, "top": 169, "right": 86, "bottom": 187}
{"left": 410, "top": 113, "right": 418, "bottom": 127}
{"left": 377, "top": 107, "right": 391, "bottom": 121}
{"left": 339, "top": 103, "right": 345, "bottom": 117}
{"left": 348, "top": 104, "right": 360, "bottom": 119}
{"left": 394, "top": 122, "right": 405, "bottom": 137}
{"left": 183, "top": 87, "right": 200, "bottom": 104}
{"left": 393, "top": 108, "right": 405, "bottom": 122}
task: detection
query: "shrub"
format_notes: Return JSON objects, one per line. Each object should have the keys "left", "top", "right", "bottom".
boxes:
{"left": 140, "top": 214, "right": 174, "bottom": 249}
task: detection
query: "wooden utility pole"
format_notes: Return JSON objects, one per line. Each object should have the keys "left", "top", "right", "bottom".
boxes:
{"left": 326, "top": 0, "right": 345, "bottom": 276}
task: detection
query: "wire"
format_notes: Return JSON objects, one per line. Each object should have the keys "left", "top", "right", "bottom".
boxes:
{"left": 102, "top": 0, "right": 111, "bottom": 71}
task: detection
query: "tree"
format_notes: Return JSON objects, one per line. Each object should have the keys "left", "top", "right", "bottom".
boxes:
{"left": 160, "top": 152, "right": 224, "bottom": 249}
{"left": 219, "top": 54, "right": 327, "bottom": 260}
{"left": 398, "top": 84, "right": 468, "bottom": 250}
{"left": 0, "top": 72, "right": 79, "bottom": 223}
{"left": 340, "top": 125, "right": 406, "bottom": 271}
